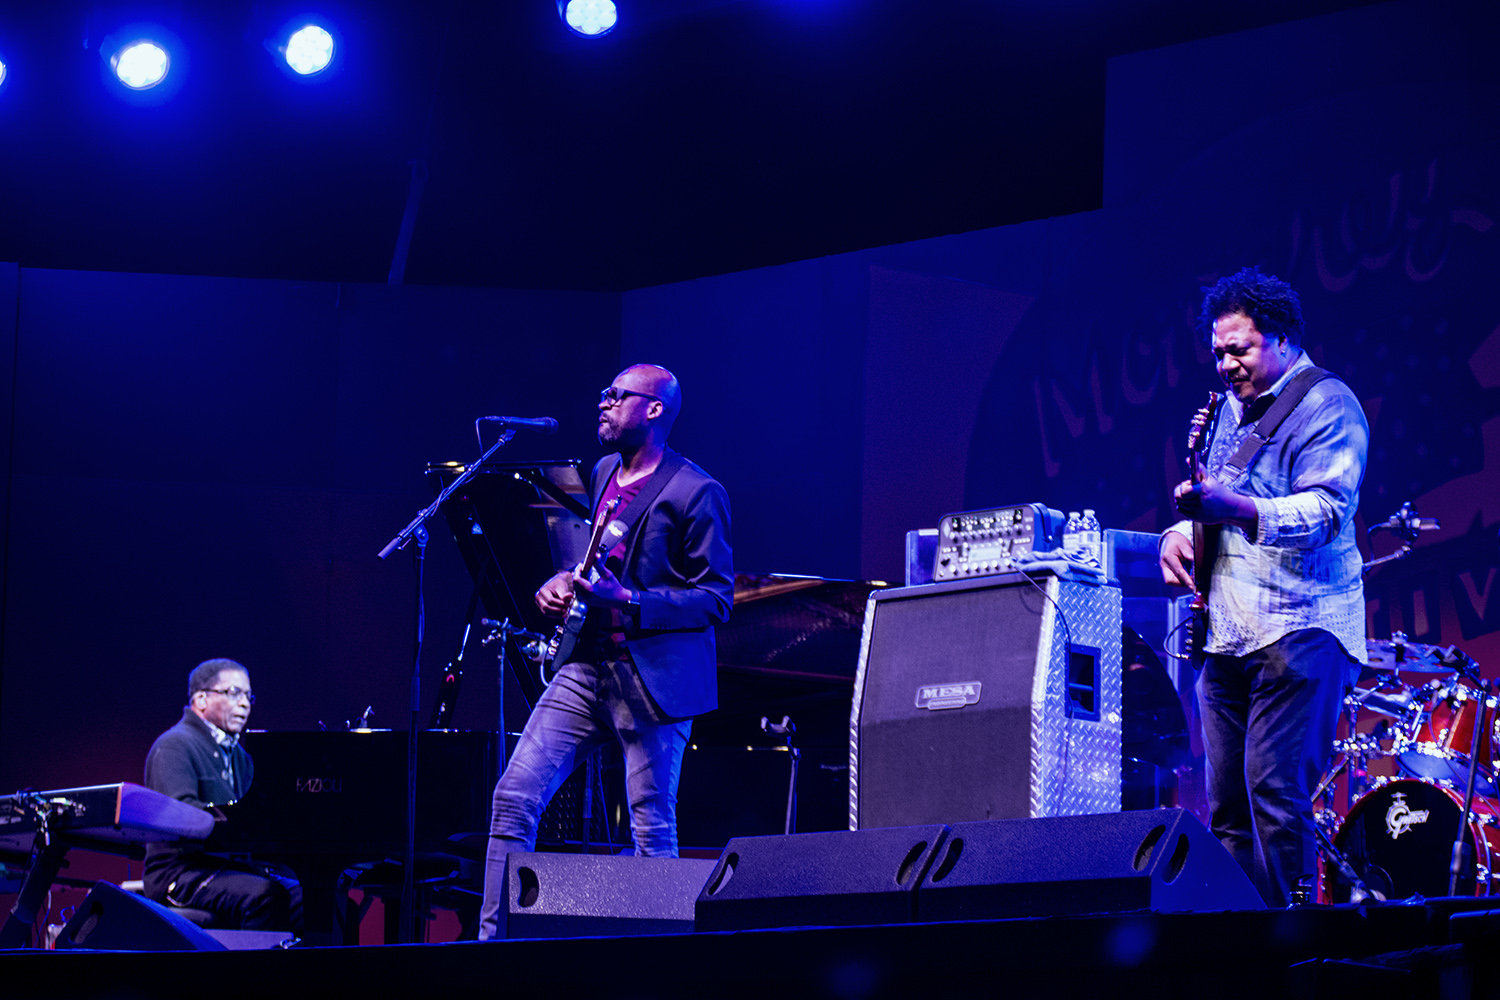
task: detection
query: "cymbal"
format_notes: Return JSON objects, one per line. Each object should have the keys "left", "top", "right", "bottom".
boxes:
{"left": 1364, "top": 637, "right": 1457, "bottom": 676}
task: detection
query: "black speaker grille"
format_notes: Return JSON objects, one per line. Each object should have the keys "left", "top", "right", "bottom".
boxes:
{"left": 856, "top": 582, "right": 1050, "bottom": 828}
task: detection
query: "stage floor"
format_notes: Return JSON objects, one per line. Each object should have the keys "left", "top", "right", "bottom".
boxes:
{"left": 8, "top": 899, "right": 1500, "bottom": 1000}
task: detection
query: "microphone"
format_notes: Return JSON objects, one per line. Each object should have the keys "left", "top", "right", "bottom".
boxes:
{"left": 479, "top": 415, "right": 558, "bottom": 434}
{"left": 1370, "top": 502, "right": 1439, "bottom": 535}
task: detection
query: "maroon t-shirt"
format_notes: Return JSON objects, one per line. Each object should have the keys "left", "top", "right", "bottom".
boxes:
{"left": 594, "top": 468, "right": 651, "bottom": 569}
{"left": 586, "top": 467, "right": 653, "bottom": 655}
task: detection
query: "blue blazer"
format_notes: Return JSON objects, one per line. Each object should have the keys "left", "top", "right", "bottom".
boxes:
{"left": 589, "top": 449, "right": 733, "bottom": 719}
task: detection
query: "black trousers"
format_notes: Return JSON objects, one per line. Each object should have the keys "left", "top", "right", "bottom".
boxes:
{"left": 1198, "top": 628, "right": 1351, "bottom": 906}
{"left": 165, "top": 857, "right": 302, "bottom": 931}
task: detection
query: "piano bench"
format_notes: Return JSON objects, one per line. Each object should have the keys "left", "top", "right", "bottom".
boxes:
{"left": 118, "top": 879, "right": 220, "bottom": 928}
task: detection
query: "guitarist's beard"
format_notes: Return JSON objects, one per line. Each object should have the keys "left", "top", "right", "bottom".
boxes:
{"left": 598, "top": 413, "right": 648, "bottom": 450}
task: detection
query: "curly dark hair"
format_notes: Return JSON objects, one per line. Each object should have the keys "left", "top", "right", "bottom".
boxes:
{"left": 187, "top": 658, "right": 247, "bottom": 701}
{"left": 1198, "top": 266, "right": 1305, "bottom": 345}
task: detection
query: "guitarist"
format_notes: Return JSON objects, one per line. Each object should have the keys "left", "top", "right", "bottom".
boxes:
{"left": 479, "top": 363, "right": 734, "bottom": 941}
{"left": 1159, "top": 268, "right": 1367, "bottom": 907}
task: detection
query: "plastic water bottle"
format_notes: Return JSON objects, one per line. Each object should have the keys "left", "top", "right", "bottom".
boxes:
{"left": 1063, "top": 511, "right": 1082, "bottom": 558}
{"left": 1080, "top": 509, "right": 1102, "bottom": 568}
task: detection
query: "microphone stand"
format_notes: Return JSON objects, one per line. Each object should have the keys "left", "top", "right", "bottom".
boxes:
{"left": 377, "top": 430, "right": 516, "bottom": 561}
{"left": 1448, "top": 678, "right": 1492, "bottom": 896}
{"left": 1313, "top": 820, "right": 1382, "bottom": 904}
{"left": 376, "top": 428, "right": 517, "bottom": 943}
{"left": 1363, "top": 501, "right": 1440, "bottom": 574}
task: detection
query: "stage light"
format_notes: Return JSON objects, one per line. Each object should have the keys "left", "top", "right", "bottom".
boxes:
{"left": 284, "top": 24, "right": 335, "bottom": 75}
{"left": 112, "top": 40, "right": 169, "bottom": 89}
{"left": 0, "top": 58, "right": 7, "bottom": 89}
{"left": 562, "top": 0, "right": 618, "bottom": 37}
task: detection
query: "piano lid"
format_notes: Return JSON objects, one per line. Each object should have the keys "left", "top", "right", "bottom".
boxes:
{"left": 718, "top": 573, "right": 888, "bottom": 682}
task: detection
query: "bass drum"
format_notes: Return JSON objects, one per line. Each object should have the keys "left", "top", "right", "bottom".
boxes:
{"left": 1328, "top": 779, "right": 1500, "bottom": 902}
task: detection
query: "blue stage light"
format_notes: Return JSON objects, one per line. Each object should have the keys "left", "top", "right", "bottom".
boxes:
{"left": 563, "top": 0, "right": 618, "bottom": 37}
{"left": 112, "top": 40, "right": 169, "bottom": 90}
{"left": 284, "top": 24, "right": 335, "bottom": 75}
{"left": 0, "top": 58, "right": 7, "bottom": 89}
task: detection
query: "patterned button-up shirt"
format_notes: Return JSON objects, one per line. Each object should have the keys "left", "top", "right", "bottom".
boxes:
{"left": 1166, "top": 352, "right": 1369, "bottom": 662}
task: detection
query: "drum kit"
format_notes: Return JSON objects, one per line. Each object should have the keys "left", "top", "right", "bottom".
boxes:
{"left": 1316, "top": 632, "right": 1500, "bottom": 902}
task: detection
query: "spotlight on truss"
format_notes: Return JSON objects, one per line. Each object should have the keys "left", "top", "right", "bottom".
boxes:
{"left": 283, "top": 24, "right": 335, "bottom": 75}
{"left": 112, "top": 39, "right": 170, "bottom": 89}
{"left": 560, "top": 0, "right": 618, "bottom": 38}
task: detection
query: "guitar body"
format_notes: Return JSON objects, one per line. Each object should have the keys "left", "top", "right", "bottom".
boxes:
{"left": 1185, "top": 393, "right": 1224, "bottom": 669}
{"left": 542, "top": 497, "right": 623, "bottom": 680}
{"left": 546, "top": 591, "right": 590, "bottom": 677}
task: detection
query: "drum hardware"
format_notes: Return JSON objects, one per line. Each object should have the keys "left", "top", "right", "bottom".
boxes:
{"left": 1449, "top": 679, "right": 1494, "bottom": 896}
{"left": 1363, "top": 501, "right": 1441, "bottom": 574}
{"left": 1350, "top": 678, "right": 1419, "bottom": 719}
{"left": 1320, "top": 637, "right": 1499, "bottom": 902}
{"left": 1313, "top": 817, "right": 1384, "bottom": 903}
{"left": 1332, "top": 677, "right": 1415, "bottom": 810}
{"left": 1363, "top": 632, "right": 1467, "bottom": 678}
{"left": 1393, "top": 679, "right": 1497, "bottom": 799}
{"left": 1326, "top": 777, "right": 1500, "bottom": 902}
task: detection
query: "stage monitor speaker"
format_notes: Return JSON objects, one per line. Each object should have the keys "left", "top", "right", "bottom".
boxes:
{"left": 915, "top": 808, "right": 1264, "bottom": 920}
{"left": 693, "top": 824, "right": 948, "bottom": 933}
{"left": 54, "top": 881, "right": 226, "bottom": 951}
{"left": 498, "top": 853, "right": 717, "bottom": 939}
{"left": 850, "top": 574, "right": 1121, "bottom": 831}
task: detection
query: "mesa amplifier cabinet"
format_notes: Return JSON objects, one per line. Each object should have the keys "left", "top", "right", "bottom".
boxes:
{"left": 849, "top": 572, "right": 1121, "bottom": 831}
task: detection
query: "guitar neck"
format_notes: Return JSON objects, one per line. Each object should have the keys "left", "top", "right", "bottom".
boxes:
{"left": 1187, "top": 392, "right": 1222, "bottom": 601}
{"left": 579, "top": 497, "right": 622, "bottom": 577}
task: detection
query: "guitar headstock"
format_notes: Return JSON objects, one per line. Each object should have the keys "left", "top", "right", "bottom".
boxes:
{"left": 1186, "top": 392, "right": 1222, "bottom": 454}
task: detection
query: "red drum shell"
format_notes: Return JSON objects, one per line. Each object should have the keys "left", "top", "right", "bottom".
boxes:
{"left": 1397, "top": 683, "right": 1497, "bottom": 797}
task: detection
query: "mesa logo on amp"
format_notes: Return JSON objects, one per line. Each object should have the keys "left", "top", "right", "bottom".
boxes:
{"left": 915, "top": 682, "right": 982, "bottom": 711}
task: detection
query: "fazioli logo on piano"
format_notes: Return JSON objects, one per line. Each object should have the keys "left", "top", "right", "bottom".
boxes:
{"left": 294, "top": 777, "right": 343, "bottom": 793}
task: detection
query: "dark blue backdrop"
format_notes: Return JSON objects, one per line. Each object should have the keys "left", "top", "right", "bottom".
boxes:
{"left": 4, "top": 0, "right": 1498, "bottom": 802}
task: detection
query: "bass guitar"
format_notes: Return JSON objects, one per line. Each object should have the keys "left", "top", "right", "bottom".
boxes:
{"left": 1185, "top": 392, "right": 1223, "bottom": 669}
{"left": 542, "top": 496, "right": 625, "bottom": 679}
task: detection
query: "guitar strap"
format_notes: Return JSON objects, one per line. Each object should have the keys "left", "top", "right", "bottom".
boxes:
{"left": 1220, "top": 366, "right": 1336, "bottom": 483}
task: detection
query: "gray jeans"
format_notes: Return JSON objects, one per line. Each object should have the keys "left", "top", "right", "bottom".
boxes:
{"left": 478, "top": 655, "right": 692, "bottom": 940}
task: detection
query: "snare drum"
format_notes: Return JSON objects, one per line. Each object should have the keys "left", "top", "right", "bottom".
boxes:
{"left": 1328, "top": 778, "right": 1500, "bottom": 902}
{"left": 1397, "top": 682, "right": 1498, "bottom": 796}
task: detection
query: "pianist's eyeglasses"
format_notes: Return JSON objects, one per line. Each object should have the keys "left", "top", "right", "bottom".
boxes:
{"left": 202, "top": 686, "right": 256, "bottom": 705}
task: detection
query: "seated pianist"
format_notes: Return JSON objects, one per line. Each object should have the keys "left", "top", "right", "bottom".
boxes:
{"left": 142, "top": 658, "right": 302, "bottom": 931}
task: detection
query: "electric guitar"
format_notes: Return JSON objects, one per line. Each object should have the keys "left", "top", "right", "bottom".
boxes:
{"left": 1185, "top": 392, "right": 1223, "bottom": 669}
{"left": 541, "top": 497, "right": 624, "bottom": 678}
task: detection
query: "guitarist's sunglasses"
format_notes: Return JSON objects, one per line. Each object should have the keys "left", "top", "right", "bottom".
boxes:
{"left": 599, "top": 387, "right": 662, "bottom": 407}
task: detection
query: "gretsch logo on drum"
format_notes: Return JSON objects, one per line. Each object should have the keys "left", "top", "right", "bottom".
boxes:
{"left": 915, "top": 682, "right": 982, "bottom": 710}
{"left": 1385, "top": 792, "right": 1430, "bottom": 839}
